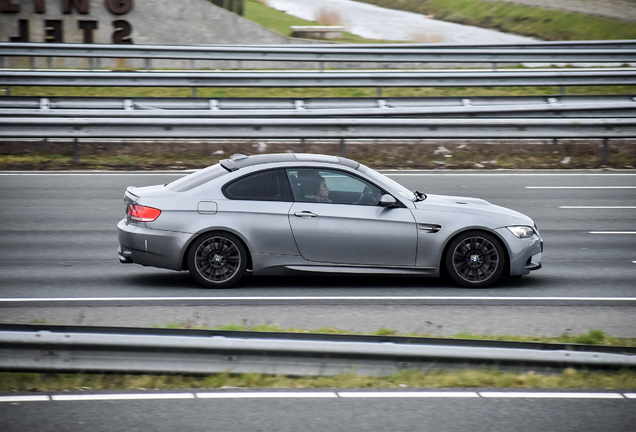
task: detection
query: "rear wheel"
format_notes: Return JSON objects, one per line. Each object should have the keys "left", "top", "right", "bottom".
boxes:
{"left": 187, "top": 232, "right": 247, "bottom": 288}
{"left": 445, "top": 231, "right": 505, "bottom": 288}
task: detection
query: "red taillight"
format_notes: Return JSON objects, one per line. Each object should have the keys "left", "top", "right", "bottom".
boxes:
{"left": 128, "top": 204, "right": 161, "bottom": 222}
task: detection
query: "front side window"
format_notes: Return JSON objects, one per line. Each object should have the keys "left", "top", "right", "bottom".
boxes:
{"left": 287, "top": 168, "right": 383, "bottom": 205}
{"left": 223, "top": 169, "right": 290, "bottom": 201}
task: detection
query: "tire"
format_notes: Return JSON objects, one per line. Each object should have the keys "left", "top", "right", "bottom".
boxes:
{"left": 445, "top": 231, "right": 505, "bottom": 288}
{"left": 187, "top": 232, "right": 247, "bottom": 289}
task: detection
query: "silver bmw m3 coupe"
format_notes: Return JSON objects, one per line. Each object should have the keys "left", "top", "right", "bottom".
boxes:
{"left": 117, "top": 153, "right": 542, "bottom": 288}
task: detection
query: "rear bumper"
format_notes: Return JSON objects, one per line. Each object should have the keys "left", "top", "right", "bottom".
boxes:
{"left": 117, "top": 219, "right": 191, "bottom": 271}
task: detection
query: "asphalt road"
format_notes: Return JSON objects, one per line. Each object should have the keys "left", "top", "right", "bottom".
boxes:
{"left": 0, "top": 170, "right": 635, "bottom": 336}
{"left": 2, "top": 390, "right": 635, "bottom": 432}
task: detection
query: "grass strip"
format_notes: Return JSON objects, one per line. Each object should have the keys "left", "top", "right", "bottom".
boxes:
{"left": 2, "top": 145, "right": 634, "bottom": 171}
{"left": 5, "top": 85, "right": 636, "bottom": 98}
{"left": 1, "top": 368, "right": 635, "bottom": 392}
{"left": 353, "top": 0, "right": 636, "bottom": 41}
{"left": 164, "top": 325, "right": 636, "bottom": 348}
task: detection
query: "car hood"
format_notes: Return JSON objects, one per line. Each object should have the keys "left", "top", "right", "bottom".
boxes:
{"left": 413, "top": 194, "right": 534, "bottom": 226}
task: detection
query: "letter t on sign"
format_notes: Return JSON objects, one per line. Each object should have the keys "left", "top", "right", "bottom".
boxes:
{"left": 79, "top": 20, "right": 98, "bottom": 43}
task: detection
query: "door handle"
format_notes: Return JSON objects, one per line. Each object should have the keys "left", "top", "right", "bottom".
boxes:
{"left": 294, "top": 211, "right": 317, "bottom": 218}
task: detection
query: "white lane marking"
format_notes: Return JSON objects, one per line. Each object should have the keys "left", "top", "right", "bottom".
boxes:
{"left": 589, "top": 232, "right": 636, "bottom": 235}
{"left": 2, "top": 296, "right": 636, "bottom": 303}
{"left": 560, "top": 206, "right": 636, "bottom": 209}
{"left": 52, "top": 393, "right": 195, "bottom": 401}
{"left": 337, "top": 392, "right": 479, "bottom": 398}
{"left": 479, "top": 392, "right": 624, "bottom": 399}
{"left": 196, "top": 392, "right": 337, "bottom": 399}
{"left": 527, "top": 186, "right": 636, "bottom": 189}
{"left": 3, "top": 392, "right": 633, "bottom": 402}
{"left": 0, "top": 395, "right": 50, "bottom": 402}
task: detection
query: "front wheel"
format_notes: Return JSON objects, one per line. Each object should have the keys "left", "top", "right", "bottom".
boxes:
{"left": 445, "top": 231, "right": 505, "bottom": 288}
{"left": 187, "top": 232, "right": 247, "bottom": 289}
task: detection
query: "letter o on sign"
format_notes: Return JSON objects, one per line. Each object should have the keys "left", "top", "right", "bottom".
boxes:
{"left": 105, "top": 0, "right": 133, "bottom": 15}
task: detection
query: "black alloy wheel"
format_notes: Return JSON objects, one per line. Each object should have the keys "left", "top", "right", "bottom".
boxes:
{"left": 188, "top": 232, "right": 247, "bottom": 288}
{"left": 445, "top": 231, "right": 505, "bottom": 288}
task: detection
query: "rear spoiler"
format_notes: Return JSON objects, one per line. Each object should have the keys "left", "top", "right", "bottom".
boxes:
{"left": 124, "top": 187, "right": 139, "bottom": 204}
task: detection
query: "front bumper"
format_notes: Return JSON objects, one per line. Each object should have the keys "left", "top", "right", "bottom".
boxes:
{"left": 494, "top": 227, "right": 543, "bottom": 277}
{"left": 117, "top": 218, "right": 191, "bottom": 271}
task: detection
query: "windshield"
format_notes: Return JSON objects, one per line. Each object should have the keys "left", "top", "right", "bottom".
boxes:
{"left": 358, "top": 165, "right": 416, "bottom": 202}
{"left": 166, "top": 163, "right": 229, "bottom": 192}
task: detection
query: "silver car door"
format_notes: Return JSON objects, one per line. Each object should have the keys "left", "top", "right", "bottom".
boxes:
{"left": 287, "top": 169, "right": 417, "bottom": 266}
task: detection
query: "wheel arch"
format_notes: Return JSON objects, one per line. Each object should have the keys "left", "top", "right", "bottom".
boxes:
{"left": 439, "top": 227, "right": 511, "bottom": 278}
{"left": 180, "top": 228, "right": 253, "bottom": 272}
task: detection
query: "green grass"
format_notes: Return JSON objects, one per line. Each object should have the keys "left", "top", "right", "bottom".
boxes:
{"left": 353, "top": 0, "right": 636, "bottom": 41}
{"left": 1, "top": 368, "right": 635, "bottom": 392}
{"left": 5, "top": 85, "right": 636, "bottom": 98}
{"left": 166, "top": 325, "right": 636, "bottom": 348}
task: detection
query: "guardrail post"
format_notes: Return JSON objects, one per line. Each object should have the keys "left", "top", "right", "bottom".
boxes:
{"left": 319, "top": 61, "right": 324, "bottom": 72}
{"left": 339, "top": 139, "right": 346, "bottom": 157}
{"left": 72, "top": 138, "right": 80, "bottom": 164}
{"left": 29, "top": 57, "right": 35, "bottom": 70}
{"left": 560, "top": 86, "right": 565, "bottom": 95}
{"left": 601, "top": 138, "right": 610, "bottom": 165}
{"left": 46, "top": 57, "right": 52, "bottom": 69}
{"left": 376, "top": 88, "right": 382, "bottom": 97}
{"left": 192, "top": 87, "right": 198, "bottom": 97}
{"left": 145, "top": 58, "right": 151, "bottom": 71}
{"left": 492, "top": 62, "right": 498, "bottom": 71}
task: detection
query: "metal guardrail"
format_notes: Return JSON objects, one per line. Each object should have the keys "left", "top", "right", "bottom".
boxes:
{"left": 1, "top": 97, "right": 635, "bottom": 118}
{"left": 310, "top": 40, "right": 636, "bottom": 50}
{"left": 1, "top": 325, "right": 634, "bottom": 375}
{"left": 1, "top": 117, "right": 634, "bottom": 139}
{"left": 3, "top": 94, "right": 635, "bottom": 111}
{"left": 2, "top": 69, "right": 635, "bottom": 88}
{"left": 2, "top": 42, "right": 636, "bottom": 64}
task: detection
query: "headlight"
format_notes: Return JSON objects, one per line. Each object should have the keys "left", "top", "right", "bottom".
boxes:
{"left": 507, "top": 226, "right": 535, "bottom": 238}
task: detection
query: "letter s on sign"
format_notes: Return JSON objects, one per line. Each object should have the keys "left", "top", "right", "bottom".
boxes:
{"left": 112, "top": 20, "right": 133, "bottom": 44}
{"left": 105, "top": 0, "right": 133, "bottom": 15}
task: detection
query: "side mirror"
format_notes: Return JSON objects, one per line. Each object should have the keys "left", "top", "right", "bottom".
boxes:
{"left": 379, "top": 194, "right": 398, "bottom": 208}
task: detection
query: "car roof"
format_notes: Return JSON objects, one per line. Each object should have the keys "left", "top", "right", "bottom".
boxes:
{"left": 220, "top": 153, "right": 360, "bottom": 172}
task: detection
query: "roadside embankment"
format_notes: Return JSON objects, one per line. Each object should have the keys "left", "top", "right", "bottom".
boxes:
{"left": 1, "top": 138, "right": 634, "bottom": 170}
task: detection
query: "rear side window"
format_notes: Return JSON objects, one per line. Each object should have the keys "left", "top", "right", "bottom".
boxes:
{"left": 223, "top": 169, "right": 292, "bottom": 201}
{"left": 166, "top": 164, "right": 229, "bottom": 192}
